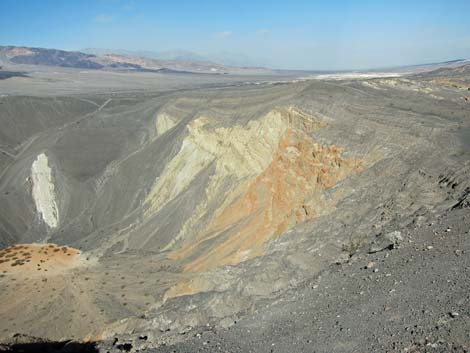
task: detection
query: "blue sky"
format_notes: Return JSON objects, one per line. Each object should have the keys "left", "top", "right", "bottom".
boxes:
{"left": 1, "top": 0, "right": 469, "bottom": 70}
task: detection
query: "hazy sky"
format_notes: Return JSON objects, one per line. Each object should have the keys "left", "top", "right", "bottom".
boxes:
{"left": 1, "top": 0, "right": 470, "bottom": 70}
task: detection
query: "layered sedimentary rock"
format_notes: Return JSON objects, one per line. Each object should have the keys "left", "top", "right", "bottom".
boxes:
{"left": 174, "top": 131, "right": 362, "bottom": 272}
{"left": 145, "top": 107, "right": 362, "bottom": 283}
{"left": 155, "top": 113, "right": 177, "bottom": 137}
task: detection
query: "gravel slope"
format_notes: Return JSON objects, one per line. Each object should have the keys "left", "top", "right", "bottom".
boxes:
{"left": 153, "top": 207, "right": 469, "bottom": 353}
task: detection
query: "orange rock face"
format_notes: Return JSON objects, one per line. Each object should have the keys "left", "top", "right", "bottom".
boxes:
{"left": 170, "top": 127, "right": 363, "bottom": 273}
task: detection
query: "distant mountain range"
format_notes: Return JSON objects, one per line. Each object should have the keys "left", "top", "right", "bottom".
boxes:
{"left": 1, "top": 45, "right": 468, "bottom": 77}
{"left": 0, "top": 45, "right": 273, "bottom": 75}
{"left": 82, "top": 48, "right": 266, "bottom": 68}
{"left": 82, "top": 48, "right": 209, "bottom": 63}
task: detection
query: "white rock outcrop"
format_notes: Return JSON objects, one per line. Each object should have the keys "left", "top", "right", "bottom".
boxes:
{"left": 155, "top": 112, "right": 177, "bottom": 137}
{"left": 31, "top": 153, "right": 59, "bottom": 228}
